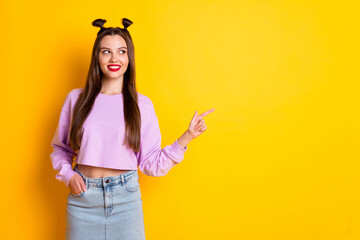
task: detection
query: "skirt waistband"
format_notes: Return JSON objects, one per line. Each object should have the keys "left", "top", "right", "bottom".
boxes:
{"left": 73, "top": 163, "right": 138, "bottom": 188}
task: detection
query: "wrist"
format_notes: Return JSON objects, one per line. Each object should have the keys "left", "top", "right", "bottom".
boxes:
{"left": 177, "top": 130, "right": 194, "bottom": 149}
{"left": 185, "top": 130, "right": 194, "bottom": 141}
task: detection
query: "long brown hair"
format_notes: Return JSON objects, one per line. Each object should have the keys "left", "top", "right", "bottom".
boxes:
{"left": 69, "top": 18, "right": 141, "bottom": 153}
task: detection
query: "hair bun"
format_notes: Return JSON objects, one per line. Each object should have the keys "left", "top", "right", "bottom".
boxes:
{"left": 92, "top": 19, "right": 107, "bottom": 29}
{"left": 122, "top": 18, "right": 133, "bottom": 29}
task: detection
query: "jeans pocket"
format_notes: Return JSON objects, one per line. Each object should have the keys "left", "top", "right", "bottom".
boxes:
{"left": 125, "top": 174, "right": 139, "bottom": 192}
{"left": 70, "top": 191, "right": 85, "bottom": 197}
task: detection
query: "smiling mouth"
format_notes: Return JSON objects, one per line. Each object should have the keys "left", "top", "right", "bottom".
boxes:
{"left": 108, "top": 65, "right": 121, "bottom": 72}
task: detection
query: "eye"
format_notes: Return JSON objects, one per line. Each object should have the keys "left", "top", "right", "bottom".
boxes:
{"left": 101, "top": 50, "right": 126, "bottom": 54}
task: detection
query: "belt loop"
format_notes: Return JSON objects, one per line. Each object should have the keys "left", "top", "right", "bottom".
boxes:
{"left": 85, "top": 178, "right": 88, "bottom": 189}
{"left": 121, "top": 175, "right": 124, "bottom": 185}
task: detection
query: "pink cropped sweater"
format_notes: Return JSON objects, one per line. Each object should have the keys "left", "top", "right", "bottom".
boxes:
{"left": 50, "top": 88, "right": 188, "bottom": 187}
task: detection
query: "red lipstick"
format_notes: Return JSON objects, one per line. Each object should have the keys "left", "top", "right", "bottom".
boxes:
{"left": 108, "top": 64, "right": 121, "bottom": 72}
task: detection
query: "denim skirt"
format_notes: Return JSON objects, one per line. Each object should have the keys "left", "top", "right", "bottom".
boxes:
{"left": 65, "top": 164, "right": 146, "bottom": 240}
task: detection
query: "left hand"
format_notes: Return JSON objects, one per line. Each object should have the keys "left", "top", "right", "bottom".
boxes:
{"left": 187, "top": 108, "right": 215, "bottom": 139}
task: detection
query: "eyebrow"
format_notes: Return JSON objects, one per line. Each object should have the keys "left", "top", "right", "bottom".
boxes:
{"left": 100, "top": 47, "right": 127, "bottom": 50}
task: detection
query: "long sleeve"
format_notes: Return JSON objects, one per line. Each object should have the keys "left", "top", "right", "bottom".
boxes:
{"left": 136, "top": 98, "right": 188, "bottom": 176}
{"left": 50, "top": 92, "right": 78, "bottom": 187}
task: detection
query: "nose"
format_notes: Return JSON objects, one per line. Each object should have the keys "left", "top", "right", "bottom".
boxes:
{"left": 109, "top": 54, "right": 117, "bottom": 62}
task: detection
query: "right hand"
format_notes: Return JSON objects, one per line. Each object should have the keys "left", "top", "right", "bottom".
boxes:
{"left": 68, "top": 173, "right": 87, "bottom": 195}
{"left": 187, "top": 109, "right": 215, "bottom": 139}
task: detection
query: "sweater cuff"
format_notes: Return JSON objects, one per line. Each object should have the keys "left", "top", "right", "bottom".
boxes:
{"left": 56, "top": 164, "right": 77, "bottom": 187}
{"left": 175, "top": 139, "right": 188, "bottom": 150}
{"left": 166, "top": 140, "right": 188, "bottom": 163}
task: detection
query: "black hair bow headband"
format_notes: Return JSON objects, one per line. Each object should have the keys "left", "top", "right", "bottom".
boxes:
{"left": 92, "top": 18, "right": 133, "bottom": 34}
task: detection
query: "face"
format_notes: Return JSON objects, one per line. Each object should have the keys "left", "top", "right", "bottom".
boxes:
{"left": 98, "top": 35, "right": 129, "bottom": 81}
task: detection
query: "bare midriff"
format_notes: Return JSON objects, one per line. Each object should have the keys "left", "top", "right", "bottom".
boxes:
{"left": 76, "top": 164, "right": 130, "bottom": 178}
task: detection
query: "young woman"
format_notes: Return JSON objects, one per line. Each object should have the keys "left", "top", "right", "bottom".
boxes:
{"left": 50, "top": 18, "right": 214, "bottom": 240}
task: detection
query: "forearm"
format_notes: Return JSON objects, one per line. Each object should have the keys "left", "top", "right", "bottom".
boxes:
{"left": 177, "top": 130, "right": 194, "bottom": 149}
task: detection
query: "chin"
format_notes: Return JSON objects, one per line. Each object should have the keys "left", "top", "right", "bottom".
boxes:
{"left": 106, "top": 74, "right": 124, "bottom": 79}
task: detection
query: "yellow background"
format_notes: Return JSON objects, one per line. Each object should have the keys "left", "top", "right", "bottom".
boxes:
{"left": 1, "top": 0, "right": 359, "bottom": 239}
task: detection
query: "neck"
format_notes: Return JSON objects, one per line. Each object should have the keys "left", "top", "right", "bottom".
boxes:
{"left": 100, "top": 76, "right": 123, "bottom": 94}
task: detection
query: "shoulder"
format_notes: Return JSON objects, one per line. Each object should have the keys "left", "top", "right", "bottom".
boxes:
{"left": 136, "top": 92, "right": 157, "bottom": 118}
{"left": 137, "top": 92, "right": 155, "bottom": 109}
{"left": 67, "top": 87, "right": 84, "bottom": 98}
{"left": 61, "top": 88, "right": 84, "bottom": 111}
{"left": 65, "top": 88, "right": 83, "bottom": 102}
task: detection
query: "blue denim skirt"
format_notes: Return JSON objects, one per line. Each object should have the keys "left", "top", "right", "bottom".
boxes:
{"left": 65, "top": 164, "right": 146, "bottom": 240}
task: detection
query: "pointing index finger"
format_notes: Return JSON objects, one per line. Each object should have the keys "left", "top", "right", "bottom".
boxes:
{"left": 199, "top": 108, "right": 215, "bottom": 118}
